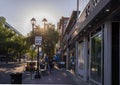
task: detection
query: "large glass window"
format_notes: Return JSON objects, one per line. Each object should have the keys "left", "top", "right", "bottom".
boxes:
{"left": 90, "top": 32, "right": 102, "bottom": 83}
{"left": 78, "top": 42, "right": 84, "bottom": 69}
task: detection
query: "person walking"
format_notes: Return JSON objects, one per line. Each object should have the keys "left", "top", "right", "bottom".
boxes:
{"left": 48, "top": 59, "right": 53, "bottom": 73}
{"left": 45, "top": 55, "right": 49, "bottom": 69}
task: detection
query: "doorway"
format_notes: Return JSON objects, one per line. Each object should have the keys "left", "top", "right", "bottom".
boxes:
{"left": 111, "top": 22, "right": 119, "bottom": 85}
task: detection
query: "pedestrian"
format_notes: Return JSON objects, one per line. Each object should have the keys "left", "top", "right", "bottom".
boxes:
{"left": 45, "top": 55, "right": 49, "bottom": 69}
{"left": 70, "top": 54, "right": 75, "bottom": 70}
{"left": 48, "top": 59, "right": 53, "bottom": 73}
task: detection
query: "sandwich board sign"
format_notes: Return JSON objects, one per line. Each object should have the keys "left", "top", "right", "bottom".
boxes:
{"left": 35, "top": 36, "right": 42, "bottom": 45}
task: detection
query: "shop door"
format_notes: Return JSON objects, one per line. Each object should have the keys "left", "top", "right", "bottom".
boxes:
{"left": 90, "top": 32, "right": 103, "bottom": 85}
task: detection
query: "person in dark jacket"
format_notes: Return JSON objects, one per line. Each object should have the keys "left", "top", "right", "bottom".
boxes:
{"left": 48, "top": 59, "right": 53, "bottom": 73}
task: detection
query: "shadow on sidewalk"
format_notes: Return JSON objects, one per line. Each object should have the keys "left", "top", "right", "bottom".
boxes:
{"left": 22, "top": 67, "right": 77, "bottom": 85}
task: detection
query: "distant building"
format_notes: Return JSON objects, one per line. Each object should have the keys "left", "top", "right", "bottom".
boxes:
{"left": 64, "top": 10, "right": 80, "bottom": 71}
{"left": 5, "top": 22, "right": 22, "bottom": 36}
{"left": 57, "top": 17, "right": 69, "bottom": 61}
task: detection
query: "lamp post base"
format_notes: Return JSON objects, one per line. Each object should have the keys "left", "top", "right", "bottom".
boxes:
{"left": 34, "top": 71, "right": 41, "bottom": 79}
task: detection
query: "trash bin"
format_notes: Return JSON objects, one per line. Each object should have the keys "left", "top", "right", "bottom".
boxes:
{"left": 10, "top": 73, "right": 22, "bottom": 84}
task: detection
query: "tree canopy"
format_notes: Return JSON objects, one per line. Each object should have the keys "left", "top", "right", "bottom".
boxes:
{"left": 0, "top": 17, "right": 27, "bottom": 62}
{"left": 26, "top": 23, "right": 59, "bottom": 58}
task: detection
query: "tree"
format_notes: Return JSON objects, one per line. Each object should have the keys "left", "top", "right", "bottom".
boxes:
{"left": 0, "top": 17, "right": 28, "bottom": 62}
{"left": 43, "top": 23, "right": 59, "bottom": 57}
{"left": 11, "top": 35, "right": 27, "bottom": 61}
{"left": 26, "top": 23, "right": 59, "bottom": 58}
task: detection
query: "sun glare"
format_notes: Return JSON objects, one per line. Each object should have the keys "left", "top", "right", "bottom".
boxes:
{"left": 22, "top": 11, "right": 57, "bottom": 36}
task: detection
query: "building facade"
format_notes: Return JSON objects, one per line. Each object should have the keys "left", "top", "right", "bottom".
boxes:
{"left": 60, "top": 0, "right": 120, "bottom": 85}
{"left": 57, "top": 17, "right": 69, "bottom": 62}
{"left": 5, "top": 22, "right": 22, "bottom": 35}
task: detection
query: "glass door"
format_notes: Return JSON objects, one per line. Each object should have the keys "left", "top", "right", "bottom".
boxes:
{"left": 90, "top": 32, "right": 103, "bottom": 85}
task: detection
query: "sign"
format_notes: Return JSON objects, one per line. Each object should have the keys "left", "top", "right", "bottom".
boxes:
{"left": 39, "top": 51, "right": 43, "bottom": 56}
{"left": 35, "top": 36, "right": 42, "bottom": 45}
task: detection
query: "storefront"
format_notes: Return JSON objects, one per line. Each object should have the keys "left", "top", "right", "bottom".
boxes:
{"left": 89, "top": 27, "right": 103, "bottom": 85}
{"left": 69, "top": 47, "right": 76, "bottom": 72}
{"left": 63, "top": 0, "right": 120, "bottom": 84}
{"left": 88, "top": 21, "right": 120, "bottom": 85}
{"left": 66, "top": 39, "right": 76, "bottom": 72}
{"left": 77, "top": 38, "right": 88, "bottom": 81}
{"left": 78, "top": 42, "right": 84, "bottom": 78}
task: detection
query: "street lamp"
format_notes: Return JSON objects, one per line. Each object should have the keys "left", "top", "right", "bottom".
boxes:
{"left": 31, "top": 18, "right": 41, "bottom": 79}
{"left": 42, "top": 18, "right": 47, "bottom": 56}
{"left": 31, "top": 17, "right": 36, "bottom": 33}
{"left": 42, "top": 18, "right": 47, "bottom": 34}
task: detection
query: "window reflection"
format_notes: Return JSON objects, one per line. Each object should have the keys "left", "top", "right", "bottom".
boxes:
{"left": 90, "top": 33, "right": 102, "bottom": 83}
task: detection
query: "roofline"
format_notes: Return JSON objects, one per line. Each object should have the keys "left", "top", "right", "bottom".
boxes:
{"left": 5, "top": 22, "right": 23, "bottom": 36}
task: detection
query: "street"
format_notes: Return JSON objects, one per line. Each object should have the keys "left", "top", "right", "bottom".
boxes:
{"left": 0, "top": 62, "right": 77, "bottom": 85}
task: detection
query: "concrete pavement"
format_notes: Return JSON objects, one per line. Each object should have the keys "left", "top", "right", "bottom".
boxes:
{"left": 65, "top": 70, "right": 89, "bottom": 85}
{"left": 0, "top": 62, "right": 24, "bottom": 84}
{"left": 22, "top": 68, "right": 77, "bottom": 85}
{"left": 0, "top": 62, "right": 89, "bottom": 85}
{"left": 22, "top": 66, "right": 89, "bottom": 85}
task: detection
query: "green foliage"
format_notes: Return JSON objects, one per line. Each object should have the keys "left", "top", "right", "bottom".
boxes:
{"left": 43, "top": 24, "right": 59, "bottom": 56}
{"left": 0, "top": 17, "right": 6, "bottom": 26}
{"left": 26, "top": 23, "right": 59, "bottom": 57}
{"left": 27, "top": 48, "right": 37, "bottom": 60}
{"left": 0, "top": 17, "right": 28, "bottom": 61}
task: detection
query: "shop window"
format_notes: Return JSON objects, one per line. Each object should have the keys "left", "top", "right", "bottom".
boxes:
{"left": 78, "top": 43, "right": 84, "bottom": 69}
{"left": 90, "top": 32, "right": 102, "bottom": 84}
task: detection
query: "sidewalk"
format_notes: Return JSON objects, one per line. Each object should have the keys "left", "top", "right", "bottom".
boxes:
{"left": 22, "top": 68, "right": 76, "bottom": 85}
{"left": 0, "top": 62, "right": 89, "bottom": 85}
{"left": 22, "top": 66, "right": 88, "bottom": 85}
{"left": 64, "top": 69, "right": 89, "bottom": 85}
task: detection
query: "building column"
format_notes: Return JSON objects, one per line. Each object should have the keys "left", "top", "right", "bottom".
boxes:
{"left": 83, "top": 37, "right": 88, "bottom": 81}
{"left": 75, "top": 41, "right": 79, "bottom": 75}
{"left": 104, "top": 21, "right": 112, "bottom": 85}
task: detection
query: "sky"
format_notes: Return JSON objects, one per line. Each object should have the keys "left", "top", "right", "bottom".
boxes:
{"left": 0, "top": 0, "right": 77, "bottom": 36}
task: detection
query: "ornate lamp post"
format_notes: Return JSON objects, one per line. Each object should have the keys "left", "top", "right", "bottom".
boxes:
{"left": 31, "top": 18, "right": 36, "bottom": 33}
{"left": 42, "top": 18, "right": 47, "bottom": 34}
{"left": 31, "top": 18, "right": 41, "bottom": 79}
{"left": 42, "top": 18, "right": 47, "bottom": 56}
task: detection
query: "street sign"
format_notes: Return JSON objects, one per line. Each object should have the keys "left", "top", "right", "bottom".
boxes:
{"left": 39, "top": 51, "right": 43, "bottom": 56}
{"left": 35, "top": 36, "right": 42, "bottom": 45}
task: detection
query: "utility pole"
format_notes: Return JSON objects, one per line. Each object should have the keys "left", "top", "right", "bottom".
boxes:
{"left": 77, "top": 0, "right": 79, "bottom": 19}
